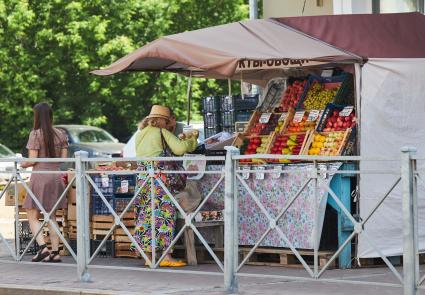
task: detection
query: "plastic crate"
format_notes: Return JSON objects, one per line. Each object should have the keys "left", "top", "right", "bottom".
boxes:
{"left": 296, "top": 73, "right": 354, "bottom": 110}
{"left": 18, "top": 220, "right": 39, "bottom": 255}
{"left": 341, "top": 126, "right": 357, "bottom": 156}
{"left": 203, "top": 112, "right": 221, "bottom": 129}
{"left": 220, "top": 95, "right": 259, "bottom": 111}
{"left": 112, "top": 174, "right": 136, "bottom": 198}
{"left": 202, "top": 96, "right": 220, "bottom": 113}
{"left": 68, "top": 239, "right": 115, "bottom": 258}
{"left": 92, "top": 195, "right": 132, "bottom": 215}
{"left": 91, "top": 174, "right": 114, "bottom": 197}
{"left": 221, "top": 110, "right": 253, "bottom": 128}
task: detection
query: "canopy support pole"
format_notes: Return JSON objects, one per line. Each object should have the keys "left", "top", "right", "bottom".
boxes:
{"left": 228, "top": 78, "right": 232, "bottom": 97}
{"left": 186, "top": 71, "right": 193, "bottom": 126}
{"left": 240, "top": 71, "right": 244, "bottom": 99}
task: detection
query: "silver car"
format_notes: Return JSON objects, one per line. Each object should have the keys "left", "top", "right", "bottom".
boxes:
{"left": 55, "top": 125, "right": 124, "bottom": 158}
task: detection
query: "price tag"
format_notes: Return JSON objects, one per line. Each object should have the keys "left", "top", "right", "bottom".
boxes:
{"left": 271, "top": 165, "right": 282, "bottom": 179}
{"left": 307, "top": 110, "right": 320, "bottom": 122}
{"left": 121, "top": 180, "right": 129, "bottom": 193}
{"left": 259, "top": 113, "right": 272, "bottom": 124}
{"left": 278, "top": 112, "right": 288, "bottom": 122}
{"left": 321, "top": 69, "right": 334, "bottom": 77}
{"left": 293, "top": 111, "right": 305, "bottom": 123}
{"left": 255, "top": 166, "right": 265, "bottom": 180}
{"left": 339, "top": 106, "right": 354, "bottom": 117}
{"left": 101, "top": 175, "right": 109, "bottom": 187}
{"left": 242, "top": 166, "right": 250, "bottom": 180}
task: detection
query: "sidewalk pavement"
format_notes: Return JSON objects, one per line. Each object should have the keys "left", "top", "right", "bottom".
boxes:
{"left": 0, "top": 256, "right": 412, "bottom": 295}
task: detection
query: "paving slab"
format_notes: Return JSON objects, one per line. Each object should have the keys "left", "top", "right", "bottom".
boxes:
{"left": 0, "top": 257, "right": 417, "bottom": 295}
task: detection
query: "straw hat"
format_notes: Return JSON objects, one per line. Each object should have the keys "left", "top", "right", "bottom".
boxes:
{"left": 145, "top": 105, "right": 171, "bottom": 120}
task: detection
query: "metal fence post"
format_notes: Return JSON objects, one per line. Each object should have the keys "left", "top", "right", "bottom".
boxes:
{"left": 224, "top": 146, "right": 239, "bottom": 293}
{"left": 14, "top": 160, "right": 20, "bottom": 260}
{"left": 401, "top": 146, "right": 418, "bottom": 295}
{"left": 75, "top": 151, "right": 91, "bottom": 282}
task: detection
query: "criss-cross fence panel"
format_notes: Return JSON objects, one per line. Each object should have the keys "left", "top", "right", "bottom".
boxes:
{"left": 230, "top": 152, "right": 410, "bottom": 292}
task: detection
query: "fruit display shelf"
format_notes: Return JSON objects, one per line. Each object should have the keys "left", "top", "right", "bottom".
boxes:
{"left": 306, "top": 129, "right": 352, "bottom": 157}
{"left": 316, "top": 103, "right": 356, "bottom": 132}
{"left": 267, "top": 130, "right": 312, "bottom": 163}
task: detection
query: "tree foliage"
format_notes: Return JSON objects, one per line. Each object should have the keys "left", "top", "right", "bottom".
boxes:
{"left": 0, "top": 0, "right": 249, "bottom": 150}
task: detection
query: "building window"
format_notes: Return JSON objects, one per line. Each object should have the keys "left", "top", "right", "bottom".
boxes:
{"left": 372, "top": 0, "right": 424, "bottom": 13}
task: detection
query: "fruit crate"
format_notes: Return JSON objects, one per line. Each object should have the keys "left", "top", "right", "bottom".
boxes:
{"left": 242, "top": 110, "right": 261, "bottom": 135}
{"left": 316, "top": 103, "right": 356, "bottom": 132}
{"left": 296, "top": 73, "right": 354, "bottom": 111}
{"left": 244, "top": 112, "right": 282, "bottom": 137}
{"left": 305, "top": 129, "right": 352, "bottom": 157}
{"left": 221, "top": 110, "right": 253, "bottom": 128}
{"left": 239, "top": 133, "right": 275, "bottom": 165}
{"left": 220, "top": 95, "right": 259, "bottom": 111}
{"left": 277, "top": 78, "right": 308, "bottom": 112}
{"left": 341, "top": 126, "right": 357, "bottom": 156}
{"left": 274, "top": 108, "right": 295, "bottom": 135}
{"left": 286, "top": 110, "right": 322, "bottom": 134}
{"left": 267, "top": 131, "right": 312, "bottom": 163}
{"left": 202, "top": 96, "right": 221, "bottom": 113}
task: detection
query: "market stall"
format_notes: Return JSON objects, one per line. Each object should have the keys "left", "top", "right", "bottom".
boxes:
{"left": 90, "top": 12, "right": 425, "bottom": 265}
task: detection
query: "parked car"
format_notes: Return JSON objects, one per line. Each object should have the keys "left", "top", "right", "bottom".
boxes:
{"left": 55, "top": 125, "right": 125, "bottom": 158}
{"left": 122, "top": 122, "right": 204, "bottom": 157}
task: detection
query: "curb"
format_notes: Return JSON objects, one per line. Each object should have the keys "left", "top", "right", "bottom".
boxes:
{"left": 0, "top": 284, "right": 140, "bottom": 295}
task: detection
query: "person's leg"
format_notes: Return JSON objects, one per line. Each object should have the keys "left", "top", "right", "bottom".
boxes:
{"left": 27, "top": 209, "right": 45, "bottom": 247}
{"left": 45, "top": 210, "right": 61, "bottom": 262}
{"left": 27, "top": 208, "right": 49, "bottom": 261}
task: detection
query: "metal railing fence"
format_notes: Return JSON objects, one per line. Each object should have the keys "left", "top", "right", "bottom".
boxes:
{"left": 0, "top": 147, "right": 421, "bottom": 294}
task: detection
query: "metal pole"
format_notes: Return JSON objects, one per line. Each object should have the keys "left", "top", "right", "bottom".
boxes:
{"left": 224, "top": 146, "right": 239, "bottom": 292}
{"left": 401, "top": 146, "right": 418, "bottom": 295}
{"left": 14, "top": 161, "right": 20, "bottom": 260}
{"left": 76, "top": 151, "right": 91, "bottom": 282}
{"left": 313, "top": 161, "right": 319, "bottom": 278}
{"left": 186, "top": 71, "right": 193, "bottom": 127}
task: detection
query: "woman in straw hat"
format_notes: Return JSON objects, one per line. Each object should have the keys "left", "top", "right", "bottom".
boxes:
{"left": 131, "top": 105, "right": 198, "bottom": 267}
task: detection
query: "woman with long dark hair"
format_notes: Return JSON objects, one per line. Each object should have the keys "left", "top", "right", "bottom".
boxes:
{"left": 21, "top": 102, "right": 68, "bottom": 263}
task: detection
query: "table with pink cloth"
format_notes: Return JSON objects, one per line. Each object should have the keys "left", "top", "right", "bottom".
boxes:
{"left": 197, "top": 163, "right": 342, "bottom": 249}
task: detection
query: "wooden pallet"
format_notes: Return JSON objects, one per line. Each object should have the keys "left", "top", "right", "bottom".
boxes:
{"left": 115, "top": 242, "right": 138, "bottom": 258}
{"left": 92, "top": 213, "right": 135, "bottom": 240}
{"left": 239, "top": 247, "right": 336, "bottom": 268}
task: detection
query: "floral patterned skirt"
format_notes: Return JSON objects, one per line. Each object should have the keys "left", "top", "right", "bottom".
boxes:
{"left": 131, "top": 161, "right": 176, "bottom": 253}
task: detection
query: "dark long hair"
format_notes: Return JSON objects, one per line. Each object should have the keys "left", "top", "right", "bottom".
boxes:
{"left": 33, "top": 102, "right": 57, "bottom": 158}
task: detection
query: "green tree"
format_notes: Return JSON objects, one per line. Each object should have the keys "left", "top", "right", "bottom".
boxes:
{"left": 0, "top": 0, "right": 248, "bottom": 150}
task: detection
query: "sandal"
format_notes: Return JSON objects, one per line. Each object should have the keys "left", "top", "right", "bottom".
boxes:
{"left": 43, "top": 250, "right": 62, "bottom": 263}
{"left": 32, "top": 244, "right": 50, "bottom": 262}
{"left": 159, "top": 260, "right": 187, "bottom": 267}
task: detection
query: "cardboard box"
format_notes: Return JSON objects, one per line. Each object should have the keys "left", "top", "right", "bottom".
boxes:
{"left": 68, "top": 187, "right": 76, "bottom": 204}
{"left": 4, "top": 181, "right": 28, "bottom": 206}
{"left": 67, "top": 203, "right": 76, "bottom": 221}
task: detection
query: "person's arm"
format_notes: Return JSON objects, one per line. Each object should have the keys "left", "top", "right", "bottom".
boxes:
{"left": 21, "top": 130, "right": 40, "bottom": 168}
{"left": 21, "top": 149, "right": 38, "bottom": 168}
{"left": 162, "top": 128, "right": 197, "bottom": 156}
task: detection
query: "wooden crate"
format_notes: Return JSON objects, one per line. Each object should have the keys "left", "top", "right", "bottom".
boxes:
{"left": 303, "top": 128, "right": 352, "bottom": 157}
{"left": 242, "top": 110, "right": 261, "bottom": 135}
{"left": 240, "top": 247, "right": 336, "bottom": 268}
{"left": 275, "top": 108, "right": 295, "bottom": 135}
